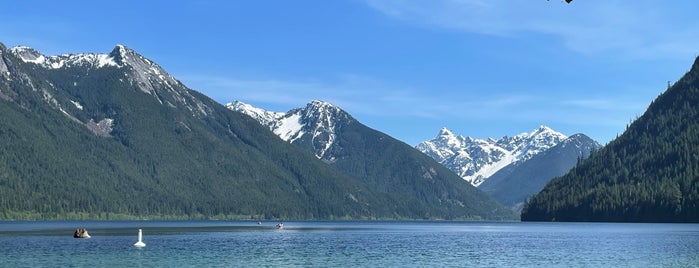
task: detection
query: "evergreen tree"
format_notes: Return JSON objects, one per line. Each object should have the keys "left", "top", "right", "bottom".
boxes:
{"left": 521, "top": 56, "right": 699, "bottom": 223}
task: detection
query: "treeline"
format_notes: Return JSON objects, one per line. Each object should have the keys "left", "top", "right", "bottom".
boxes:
{"left": 0, "top": 53, "right": 374, "bottom": 220}
{"left": 325, "top": 119, "right": 517, "bottom": 220}
{"left": 521, "top": 58, "right": 699, "bottom": 223}
{"left": 0, "top": 45, "right": 514, "bottom": 221}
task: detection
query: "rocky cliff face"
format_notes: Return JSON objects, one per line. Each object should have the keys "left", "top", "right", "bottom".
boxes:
{"left": 0, "top": 42, "right": 516, "bottom": 220}
{"left": 416, "top": 126, "right": 568, "bottom": 186}
{"left": 229, "top": 100, "right": 518, "bottom": 220}
{"left": 229, "top": 100, "right": 352, "bottom": 162}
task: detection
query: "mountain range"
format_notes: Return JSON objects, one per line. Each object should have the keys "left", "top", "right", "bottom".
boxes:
{"left": 229, "top": 100, "right": 516, "bottom": 219}
{"left": 416, "top": 126, "right": 569, "bottom": 187}
{"left": 416, "top": 126, "right": 601, "bottom": 211}
{"left": 230, "top": 100, "right": 602, "bottom": 213}
{"left": 0, "top": 42, "right": 515, "bottom": 220}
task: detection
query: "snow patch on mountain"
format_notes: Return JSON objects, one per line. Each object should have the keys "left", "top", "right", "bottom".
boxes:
{"left": 226, "top": 101, "right": 285, "bottom": 128}
{"left": 416, "top": 126, "right": 567, "bottom": 186}
{"left": 70, "top": 100, "right": 83, "bottom": 110}
{"left": 10, "top": 45, "right": 194, "bottom": 105}
{"left": 228, "top": 100, "right": 348, "bottom": 160}
{"left": 10, "top": 46, "right": 119, "bottom": 69}
{"left": 8, "top": 44, "right": 214, "bottom": 133}
{"left": 275, "top": 113, "right": 305, "bottom": 142}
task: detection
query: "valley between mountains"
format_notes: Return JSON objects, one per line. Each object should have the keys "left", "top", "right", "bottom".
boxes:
{"left": 2, "top": 42, "right": 698, "bottom": 223}
{"left": 231, "top": 101, "right": 601, "bottom": 212}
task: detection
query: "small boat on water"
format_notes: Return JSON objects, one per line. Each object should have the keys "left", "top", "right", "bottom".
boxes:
{"left": 73, "top": 228, "right": 91, "bottom": 238}
{"left": 276, "top": 223, "right": 284, "bottom": 229}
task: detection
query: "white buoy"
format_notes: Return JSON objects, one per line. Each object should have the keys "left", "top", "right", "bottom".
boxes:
{"left": 134, "top": 229, "right": 146, "bottom": 248}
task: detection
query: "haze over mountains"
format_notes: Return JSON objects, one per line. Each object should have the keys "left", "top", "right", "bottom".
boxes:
{"left": 0, "top": 43, "right": 515, "bottom": 220}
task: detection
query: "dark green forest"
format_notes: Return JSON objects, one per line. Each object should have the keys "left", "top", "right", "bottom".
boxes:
{"left": 521, "top": 57, "right": 699, "bottom": 223}
{"left": 0, "top": 45, "right": 375, "bottom": 220}
{"left": 0, "top": 43, "right": 515, "bottom": 220}
{"left": 321, "top": 115, "right": 516, "bottom": 220}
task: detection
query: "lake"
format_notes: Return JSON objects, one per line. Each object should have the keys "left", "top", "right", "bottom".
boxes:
{"left": 0, "top": 221, "right": 697, "bottom": 267}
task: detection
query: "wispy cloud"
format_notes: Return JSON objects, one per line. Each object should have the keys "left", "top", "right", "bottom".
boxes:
{"left": 182, "top": 73, "right": 649, "bottom": 129}
{"left": 181, "top": 73, "right": 438, "bottom": 117}
{"left": 364, "top": 0, "right": 699, "bottom": 59}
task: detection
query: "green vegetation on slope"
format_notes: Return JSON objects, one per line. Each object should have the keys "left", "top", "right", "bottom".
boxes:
{"left": 521, "top": 57, "right": 699, "bottom": 223}
{"left": 0, "top": 43, "right": 514, "bottom": 220}
{"left": 323, "top": 118, "right": 517, "bottom": 220}
{"left": 0, "top": 45, "right": 377, "bottom": 220}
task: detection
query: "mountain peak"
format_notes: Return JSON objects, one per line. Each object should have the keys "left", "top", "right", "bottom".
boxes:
{"left": 103, "top": 44, "right": 208, "bottom": 114}
{"left": 9, "top": 45, "right": 119, "bottom": 69}
{"left": 109, "top": 44, "right": 136, "bottom": 64}
{"left": 534, "top": 125, "right": 553, "bottom": 133}
{"left": 417, "top": 126, "right": 569, "bottom": 186}
{"left": 227, "top": 100, "right": 285, "bottom": 127}
{"left": 228, "top": 100, "right": 353, "bottom": 160}
{"left": 301, "top": 100, "right": 348, "bottom": 120}
{"left": 438, "top": 127, "right": 454, "bottom": 137}
{"left": 528, "top": 125, "right": 567, "bottom": 142}
{"left": 309, "top": 99, "right": 334, "bottom": 107}
{"left": 305, "top": 100, "right": 344, "bottom": 115}
{"left": 9, "top": 46, "right": 45, "bottom": 64}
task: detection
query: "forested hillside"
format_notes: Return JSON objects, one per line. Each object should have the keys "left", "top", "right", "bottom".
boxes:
{"left": 0, "top": 43, "right": 381, "bottom": 220}
{"left": 0, "top": 43, "right": 515, "bottom": 220}
{"left": 521, "top": 56, "right": 699, "bottom": 223}
{"left": 231, "top": 101, "right": 517, "bottom": 220}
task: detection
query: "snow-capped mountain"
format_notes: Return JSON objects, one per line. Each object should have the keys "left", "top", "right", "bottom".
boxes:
{"left": 227, "top": 101, "right": 285, "bottom": 128}
{"left": 9, "top": 45, "right": 212, "bottom": 120}
{"left": 0, "top": 41, "right": 517, "bottom": 220}
{"left": 228, "top": 99, "right": 517, "bottom": 219}
{"left": 10, "top": 46, "right": 119, "bottom": 69}
{"left": 479, "top": 133, "right": 602, "bottom": 211}
{"left": 416, "top": 126, "right": 568, "bottom": 186}
{"left": 228, "top": 100, "right": 350, "bottom": 162}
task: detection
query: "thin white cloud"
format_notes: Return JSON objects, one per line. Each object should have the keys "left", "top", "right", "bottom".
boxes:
{"left": 181, "top": 74, "right": 437, "bottom": 117}
{"left": 364, "top": 0, "right": 699, "bottom": 59}
{"left": 182, "top": 73, "right": 648, "bottom": 131}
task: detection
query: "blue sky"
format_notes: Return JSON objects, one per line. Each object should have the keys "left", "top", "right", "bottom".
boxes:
{"left": 2, "top": 0, "right": 698, "bottom": 145}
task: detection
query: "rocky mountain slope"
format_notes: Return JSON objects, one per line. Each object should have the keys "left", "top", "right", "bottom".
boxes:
{"left": 0, "top": 42, "right": 515, "bottom": 220}
{"left": 230, "top": 100, "right": 517, "bottom": 220}
{"left": 479, "top": 133, "right": 601, "bottom": 211}
{"left": 416, "top": 126, "right": 568, "bottom": 186}
{"left": 229, "top": 100, "right": 349, "bottom": 162}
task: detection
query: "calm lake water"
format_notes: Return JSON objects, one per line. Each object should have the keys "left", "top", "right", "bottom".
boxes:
{"left": 0, "top": 221, "right": 697, "bottom": 267}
